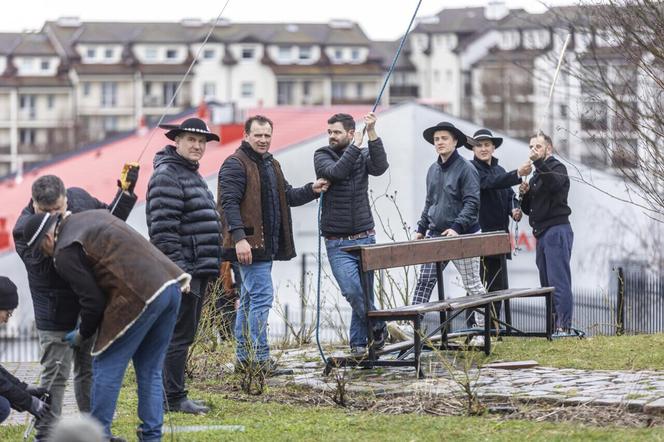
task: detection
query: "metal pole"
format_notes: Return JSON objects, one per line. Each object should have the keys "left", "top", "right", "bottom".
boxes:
{"left": 300, "top": 253, "right": 307, "bottom": 330}
{"left": 617, "top": 267, "right": 625, "bottom": 335}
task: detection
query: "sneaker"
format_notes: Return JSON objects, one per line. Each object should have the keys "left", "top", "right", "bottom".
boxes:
{"left": 168, "top": 398, "right": 209, "bottom": 414}
{"left": 372, "top": 325, "right": 388, "bottom": 350}
{"left": 387, "top": 322, "right": 413, "bottom": 342}
{"left": 468, "top": 335, "right": 485, "bottom": 347}
{"left": 350, "top": 346, "right": 367, "bottom": 357}
{"left": 109, "top": 437, "right": 127, "bottom": 442}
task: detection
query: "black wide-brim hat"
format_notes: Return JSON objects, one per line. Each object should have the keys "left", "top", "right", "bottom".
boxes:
{"left": 23, "top": 212, "right": 59, "bottom": 251}
{"left": 422, "top": 122, "right": 467, "bottom": 148}
{"left": 465, "top": 128, "right": 503, "bottom": 150}
{"left": 159, "top": 117, "right": 220, "bottom": 142}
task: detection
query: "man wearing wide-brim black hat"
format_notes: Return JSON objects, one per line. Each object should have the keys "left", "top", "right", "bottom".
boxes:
{"left": 411, "top": 122, "right": 488, "bottom": 345}
{"left": 145, "top": 117, "right": 222, "bottom": 414}
{"left": 466, "top": 128, "right": 532, "bottom": 326}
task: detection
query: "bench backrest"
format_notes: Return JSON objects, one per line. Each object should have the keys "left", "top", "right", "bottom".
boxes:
{"left": 343, "top": 232, "right": 511, "bottom": 272}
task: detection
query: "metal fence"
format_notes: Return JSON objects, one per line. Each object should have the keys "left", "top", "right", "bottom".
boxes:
{"left": 2, "top": 268, "right": 662, "bottom": 361}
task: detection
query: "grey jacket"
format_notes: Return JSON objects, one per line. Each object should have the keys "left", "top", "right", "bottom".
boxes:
{"left": 417, "top": 150, "right": 481, "bottom": 235}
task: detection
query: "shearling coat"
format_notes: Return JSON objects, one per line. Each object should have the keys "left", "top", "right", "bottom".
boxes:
{"left": 53, "top": 210, "right": 190, "bottom": 355}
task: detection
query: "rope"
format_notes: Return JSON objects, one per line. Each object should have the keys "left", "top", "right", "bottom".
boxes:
{"left": 136, "top": 0, "right": 233, "bottom": 162}
{"left": 314, "top": 0, "right": 423, "bottom": 366}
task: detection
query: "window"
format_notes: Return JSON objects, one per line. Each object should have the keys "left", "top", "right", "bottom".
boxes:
{"left": 278, "top": 46, "right": 291, "bottom": 61}
{"left": 47, "top": 95, "right": 54, "bottom": 109}
{"left": 332, "top": 82, "right": 345, "bottom": 100}
{"left": 203, "top": 49, "right": 215, "bottom": 59}
{"left": 165, "top": 49, "right": 178, "bottom": 59}
{"left": 144, "top": 82, "right": 152, "bottom": 96}
{"left": 351, "top": 48, "right": 360, "bottom": 61}
{"left": 101, "top": 82, "right": 117, "bottom": 107}
{"left": 103, "top": 116, "right": 119, "bottom": 132}
{"left": 612, "top": 138, "right": 638, "bottom": 169}
{"left": 203, "top": 82, "right": 216, "bottom": 98}
{"left": 163, "top": 82, "right": 178, "bottom": 106}
{"left": 19, "top": 129, "right": 36, "bottom": 145}
{"left": 86, "top": 48, "right": 96, "bottom": 59}
{"left": 303, "top": 81, "right": 311, "bottom": 97}
{"left": 560, "top": 104, "right": 568, "bottom": 118}
{"left": 104, "top": 48, "right": 114, "bottom": 59}
{"left": 277, "top": 81, "right": 294, "bottom": 105}
{"left": 333, "top": 48, "right": 343, "bottom": 61}
{"left": 299, "top": 46, "right": 311, "bottom": 61}
{"left": 21, "top": 58, "right": 34, "bottom": 71}
{"left": 241, "top": 47, "right": 255, "bottom": 60}
{"left": 356, "top": 82, "right": 363, "bottom": 98}
{"left": 145, "top": 47, "right": 157, "bottom": 60}
{"left": 40, "top": 59, "right": 50, "bottom": 71}
{"left": 241, "top": 82, "right": 254, "bottom": 98}
{"left": 581, "top": 101, "right": 608, "bottom": 131}
{"left": 82, "top": 82, "right": 91, "bottom": 96}
{"left": 19, "top": 95, "right": 36, "bottom": 119}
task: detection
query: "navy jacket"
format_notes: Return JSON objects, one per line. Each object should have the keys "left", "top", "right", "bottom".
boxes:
{"left": 471, "top": 156, "right": 520, "bottom": 233}
{"left": 417, "top": 150, "right": 480, "bottom": 235}
{"left": 314, "top": 138, "right": 388, "bottom": 236}
{"left": 521, "top": 156, "right": 572, "bottom": 237}
{"left": 0, "top": 364, "right": 32, "bottom": 413}
{"left": 13, "top": 187, "right": 136, "bottom": 331}
{"left": 146, "top": 145, "right": 222, "bottom": 277}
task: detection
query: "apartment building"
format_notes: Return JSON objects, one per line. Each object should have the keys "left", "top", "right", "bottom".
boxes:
{"left": 0, "top": 32, "right": 74, "bottom": 176}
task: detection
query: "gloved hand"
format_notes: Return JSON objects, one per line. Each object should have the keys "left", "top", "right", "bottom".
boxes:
{"left": 117, "top": 164, "right": 140, "bottom": 194}
{"left": 62, "top": 329, "right": 83, "bottom": 348}
{"left": 25, "top": 385, "right": 49, "bottom": 399}
{"left": 28, "top": 396, "right": 50, "bottom": 419}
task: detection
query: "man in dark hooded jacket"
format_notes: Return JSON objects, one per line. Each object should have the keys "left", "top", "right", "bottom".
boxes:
{"left": 146, "top": 117, "right": 222, "bottom": 414}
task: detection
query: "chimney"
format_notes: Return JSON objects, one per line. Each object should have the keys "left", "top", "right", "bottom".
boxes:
{"left": 56, "top": 16, "right": 81, "bottom": 27}
{"left": 485, "top": 1, "right": 508, "bottom": 21}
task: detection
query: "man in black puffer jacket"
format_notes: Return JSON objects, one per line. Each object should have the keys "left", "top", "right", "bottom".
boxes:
{"left": 13, "top": 174, "right": 137, "bottom": 441}
{"left": 314, "top": 112, "right": 389, "bottom": 356}
{"left": 467, "top": 128, "right": 531, "bottom": 325}
{"left": 146, "top": 117, "right": 222, "bottom": 414}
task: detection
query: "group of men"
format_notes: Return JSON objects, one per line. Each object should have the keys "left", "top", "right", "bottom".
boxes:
{"left": 0, "top": 110, "right": 574, "bottom": 441}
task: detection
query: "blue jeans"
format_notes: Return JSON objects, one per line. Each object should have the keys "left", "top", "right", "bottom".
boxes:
{"left": 326, "top": 236, "right": 385, "bottom": 348}
{"left": 0, "top": 396, "right": 10, "bottom": 423}
{"left": 235, "top": 261, "right": 274, "bottom": 362}
{"left": 535, "top": 223, "right": 574, "bottom": 329}
{"left": 91, "top": 283, "right": 180, "bottom": 441}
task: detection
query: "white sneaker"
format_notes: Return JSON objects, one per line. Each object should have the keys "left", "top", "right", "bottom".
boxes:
{"left": 469, "top": 335, "right": 485, "bottom": 347}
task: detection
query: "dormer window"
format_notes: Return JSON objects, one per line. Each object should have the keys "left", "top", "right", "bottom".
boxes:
{"left": 299, "top": 46, "right": 311, "bottom": 61}
{"left": 278, "top": 46, "right": 291, "bottom": 61}
{"left": 104, "top": 48, "right": 114, "bottom": 59}
{"left": 145, "top": 47, "right": 157, "bottom": 60}
{"left": 241, "top": 47, "right": 255, "bottom": 60}
{"left": 203, "top": 49, "right": 215, "bottom": 59}
{"left": 351, "top": 48, "right": 360, "bottom": 61}
{"left": 333, "top": 49, "right": 343, "bottom": 61}
{"left": 40, "top": 59, "right": 50, "bottom": 71}
{"left": 165, "top": 49, "right": 178, "bottom": 59}
{"left": 86, "top": 48, "right": 96, "bottom": 59}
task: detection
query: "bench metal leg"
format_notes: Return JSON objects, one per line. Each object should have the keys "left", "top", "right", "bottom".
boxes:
{"left": 484, "top": 303, "right": 491, "bottom": 355}
{"left": 545, "top": 292, "right": 553, "bottom": 340}
{"left": 414, "top": 314, "right": 423, "bottom": 378}
{"left": 362, "top": 269, "right": 376, "bottom": 365}
{"left": 435, "top": 262, "right": 447, "bottom": 349}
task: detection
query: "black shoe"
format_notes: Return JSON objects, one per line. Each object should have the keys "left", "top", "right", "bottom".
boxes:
{"left": 168, "top": 398, "right": 210, "bottom": 414}
{"left": 372, "top": 325, "right": 388, "bottom": 350}
{"left": 350, "top": 346, "right": 367, "bottom": 357}
{"left": 109, "top": 437, "right": 127, "bottom": 442}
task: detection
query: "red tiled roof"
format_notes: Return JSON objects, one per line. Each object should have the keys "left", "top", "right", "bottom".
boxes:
{"left": 0, "top": 105, "right": 374, "bottom": 251}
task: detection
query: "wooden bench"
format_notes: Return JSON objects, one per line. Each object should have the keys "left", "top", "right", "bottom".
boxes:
{"left": 323, "top": 232, "right": 554, "bottom": 378}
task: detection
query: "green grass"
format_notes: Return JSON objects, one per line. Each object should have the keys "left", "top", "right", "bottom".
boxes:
{"left": 480, "top": 334, "right": 664, "bottom": 370}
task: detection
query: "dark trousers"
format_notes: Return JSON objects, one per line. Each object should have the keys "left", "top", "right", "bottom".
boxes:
{"left": 480, "top": 256, "right": 509, "bottom": 325}
{"left": 163, "top": 276, "right": 210, "bottom": 406}
{"left": 535, "top": 223, "right": 574, "bottom": 329}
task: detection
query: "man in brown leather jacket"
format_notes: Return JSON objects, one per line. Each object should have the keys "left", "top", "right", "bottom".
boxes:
{"left": 23, "top": 209, "right": 190, "bottom": 442}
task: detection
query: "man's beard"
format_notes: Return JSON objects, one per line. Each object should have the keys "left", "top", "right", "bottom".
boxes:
{"left": 330, "top": 138, "right": 350, "bottom": 149}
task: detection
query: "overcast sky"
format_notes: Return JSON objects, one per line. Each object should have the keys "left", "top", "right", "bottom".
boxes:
{"left": 2, "top": 0, "right": 578, "bottom": 41}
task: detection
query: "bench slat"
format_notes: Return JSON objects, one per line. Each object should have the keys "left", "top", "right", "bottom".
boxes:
{"left": 342, "top": 232, "right": 511, "bottom": 272}
{"left": 368, "top": 287, "right": 554, "bottom": 318}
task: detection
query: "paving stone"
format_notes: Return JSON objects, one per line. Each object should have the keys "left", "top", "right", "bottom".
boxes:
{"left": 643, "top": 398, "right": 664, "bottom": 415}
